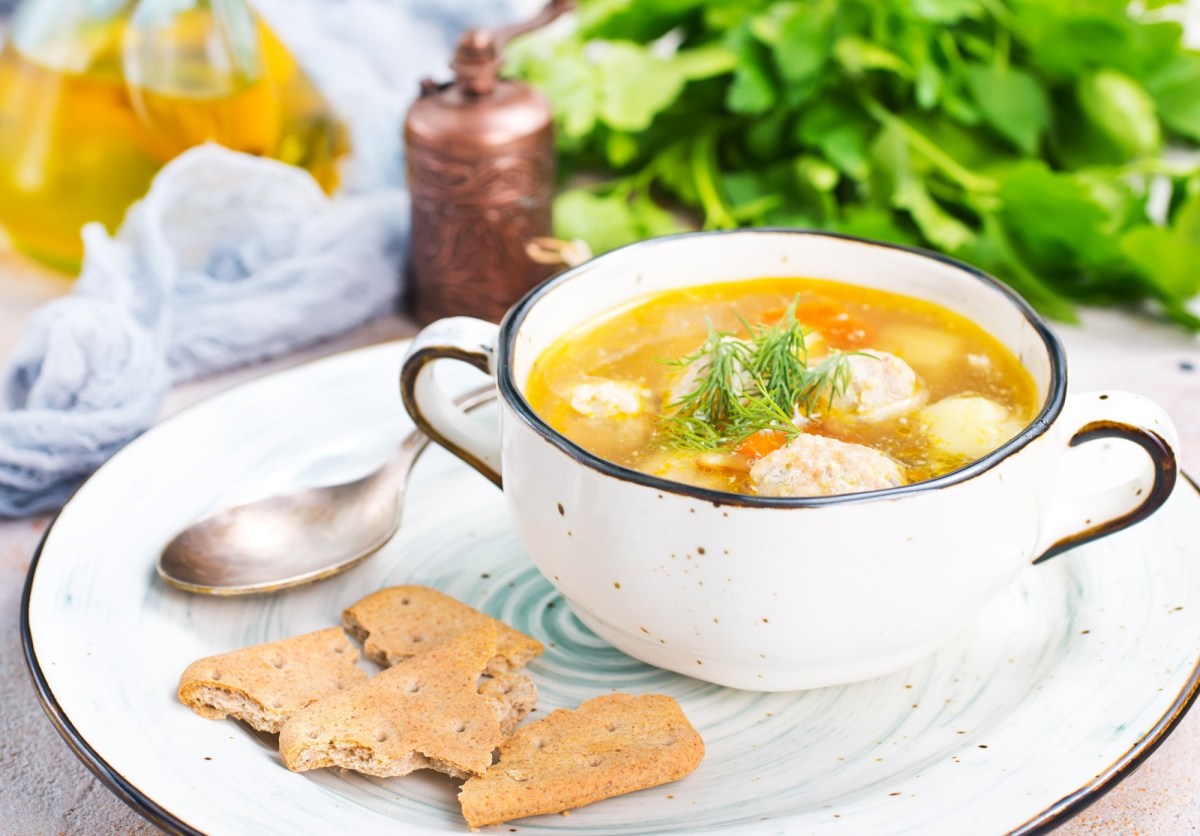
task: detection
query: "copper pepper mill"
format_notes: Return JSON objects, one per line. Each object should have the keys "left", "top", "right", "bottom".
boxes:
{"left": 405, "top": 0, "right": 573, "bottom": 324}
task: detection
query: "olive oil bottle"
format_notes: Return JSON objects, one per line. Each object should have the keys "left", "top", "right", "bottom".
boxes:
{"left": 0, "top": 1, "right": 159, "bottom": 270}
{"left": 0, "top": 0, "right": 344, "bottom": 271}
{"left": 123, "top": 0, "right": 343, "bottom": 189}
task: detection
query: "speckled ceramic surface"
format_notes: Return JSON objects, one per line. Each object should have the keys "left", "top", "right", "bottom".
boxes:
{"left": 403, "top": 230, "right": 1179, "bottom": 691}
{"left": 23, "top": 341, "right": 1200, "bottom": 835}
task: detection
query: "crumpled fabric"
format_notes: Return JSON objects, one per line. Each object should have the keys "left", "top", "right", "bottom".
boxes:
{"left": 0, "top": 0, "right": 533, "bottom": 516}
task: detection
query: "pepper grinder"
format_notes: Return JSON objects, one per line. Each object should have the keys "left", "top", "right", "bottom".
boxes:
{"left": 404, "top": 0, "right": 572, "bottom": 325}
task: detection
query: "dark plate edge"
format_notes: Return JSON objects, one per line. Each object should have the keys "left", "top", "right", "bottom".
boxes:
{"left": 1007, "top": 471, "right": 1200, "bottom": 836}
{"left": 20, "top": 518, "right": 203, "bottom": 836}
{"left": 21, "top": 465, "right": 1200, "bottom": 836}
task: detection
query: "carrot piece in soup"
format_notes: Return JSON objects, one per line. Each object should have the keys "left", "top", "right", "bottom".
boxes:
{"left": 796, "top": 298, "right": 875, "bottom": 348}
{"left": 737, "top": 430, "right": 788, "bottom": 460}
{"left": 761, "top": 298, "right": 874, "bottom": 349}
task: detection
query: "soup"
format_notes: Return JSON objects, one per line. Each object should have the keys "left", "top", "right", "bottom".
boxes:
{"left": 525, "top": 278, "right": 1040, "bottom": 497}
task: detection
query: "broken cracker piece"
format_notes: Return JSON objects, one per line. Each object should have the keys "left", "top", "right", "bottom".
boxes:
{"left": 279, "top": 624, "right": 520, "bottom": 780}
{"left": 481, "top": 672, "right": 538, "bottom": 737}
{"left": 343, "top": 585, "right": 543, "bottom": 675}
{"left": 178, "top": 627, "right": 367, "bottom": 734}
{"left": 459, "top": 693, "right": 704, "bottom": 828}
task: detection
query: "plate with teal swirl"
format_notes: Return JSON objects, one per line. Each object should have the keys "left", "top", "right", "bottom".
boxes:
{"left": 22, "top": 341, "right": 1200, "bottom": 835}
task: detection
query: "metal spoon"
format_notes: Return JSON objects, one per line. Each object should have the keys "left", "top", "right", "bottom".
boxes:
{"left": 157, "top": 385, "right": 496, "bottom": 596}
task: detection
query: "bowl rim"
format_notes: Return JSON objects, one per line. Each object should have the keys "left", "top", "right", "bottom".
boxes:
{"left": 496, "top": 228, "right": 1068, "bottom": 508}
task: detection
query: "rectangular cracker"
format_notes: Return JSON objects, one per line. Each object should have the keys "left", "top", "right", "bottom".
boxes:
{"left": 343, "top": 585, "right": 543, "bottom": 675}
{"left": 458, "top": 693, "right": 705, "bottom": 828}
{"left": 178, "top": 627, "right": 367, "bottom": 734}
{"left": 279, "top": 624, "right": 536, "bottom": 780}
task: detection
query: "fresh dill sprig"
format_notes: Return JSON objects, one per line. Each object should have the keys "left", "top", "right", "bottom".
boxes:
{"left": 656, "top": 298, "right": 854, "bottom": 452}
{"left": 659, "top": 319, "right": 752, "bottom": 429}
{"left": 794, "top": 352, "right": 853, "bottom": 416}
{"left": 660, "top": 413, "right": 725, "bottom": 450}
{"left": 743, "top": 300, "right": 810, "bottom": 410}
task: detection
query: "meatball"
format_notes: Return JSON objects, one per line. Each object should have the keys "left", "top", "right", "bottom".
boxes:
{"left": 829, "top": 350, "right": 926, "bottom": 421}
{"left": 569, "top": 380, "right": 649, "bottom": 419}
{"left": 749, "top": 434, "right": 905, "bottom": 497}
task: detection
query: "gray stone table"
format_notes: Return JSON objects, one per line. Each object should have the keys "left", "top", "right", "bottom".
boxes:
{"left": 1, "top": 249, "right": 1198, "bottom": 834}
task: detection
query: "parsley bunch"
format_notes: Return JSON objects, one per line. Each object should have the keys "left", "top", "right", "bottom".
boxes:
{"left": 507, "top": 0, "right": 1200, "bottom": 328}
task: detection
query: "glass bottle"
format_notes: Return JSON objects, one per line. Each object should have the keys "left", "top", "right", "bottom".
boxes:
{"left": 0, "top": 0, "right": 345, "bottom": 272}
{"left": 0, "top": 0, "right": 157, "bottom": 270}
{"left": 122, "top": 0, "right": 344, "bottom": 191}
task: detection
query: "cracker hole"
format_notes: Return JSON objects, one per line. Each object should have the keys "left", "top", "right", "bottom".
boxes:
{"left": 453, "top": 721, "right": 467, "bottom": 733}
{"left": 411, "top": 635, "right": 424, "bottom": 644}
{"left": 501, "top": 682, "right": 513, "bottom": 695}
{"left": 335, "top": 681, "right": 347, "bottom": 690}
{"left": 271, "top": 699, "right": 284, "bottom": 709}
{"left": 407, "top": 681, "right": 422, "bottom": 694}
{"left": 588, "top": 757, "right": 603, "bottom": 768}
{"left": 533, "top": 739, "right": 546, "bottom": 749}
{"left": 332, "top": 645, "right": 346, "bottom": 655}
{"left": 307, "top": 729, "right": 319, "bottom": 740}
{"left": 210, "top": 670, "right": 221, "bottom": 680}
{"left": 401, "top": 598, "right": 411, "bottom": 606}
{"left": 606, "top": 723, "right": 618, "bottom": 733}
{"left": 267, "top": 656, "right": 285, "bottom": 669}
{"left": 376, "top": 730, "right": 389, "bottom": 742}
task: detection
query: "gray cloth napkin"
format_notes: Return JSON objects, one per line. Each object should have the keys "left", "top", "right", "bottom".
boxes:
{"left": 0, "top": 0, "right": 530, "bottom": 516}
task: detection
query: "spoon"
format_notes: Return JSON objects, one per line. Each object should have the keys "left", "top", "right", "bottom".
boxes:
{"left": 157, "top": 385, "right": 496, "bottom": 596}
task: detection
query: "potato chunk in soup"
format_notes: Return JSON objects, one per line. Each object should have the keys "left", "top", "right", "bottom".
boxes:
{"left": 525, "top": 279, "right": 1039, "bottom": 497}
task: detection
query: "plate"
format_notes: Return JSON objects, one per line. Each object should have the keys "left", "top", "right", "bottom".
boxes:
{"left": 22, "top": 341, "right": 1200, "bottom": 835}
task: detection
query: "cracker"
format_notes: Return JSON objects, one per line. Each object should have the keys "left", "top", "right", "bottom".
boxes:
{"left": 279, "top": 624, "right": 522, "bottom": 779}
{"left": 480, "top": 672, "right": 539, "bottom": 737}
{"left": 458, "top": 693, "right": 705, "bottom": 828}
{"left": 178, "top": 627, "right": 367, "bottom": 734}
{"left": 343, "top": 585, "right": 543, "bottom": 675}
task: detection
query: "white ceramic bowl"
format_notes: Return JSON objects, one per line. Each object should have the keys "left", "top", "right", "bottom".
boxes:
{"left": 401, "top": 230, "right": 1179, "bottom": 691}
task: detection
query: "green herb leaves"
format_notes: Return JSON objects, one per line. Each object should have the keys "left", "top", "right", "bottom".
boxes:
{"left": 659, "top": 302, "right": 850, "bottom": 452}
{"left": 962, "top": 63, "right": 1049, "bottom": 155}
{"left": 508, "top": 0, "right": 1200, "bottom": 328}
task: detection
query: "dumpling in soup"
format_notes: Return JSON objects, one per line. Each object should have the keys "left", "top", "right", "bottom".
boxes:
{"left": 917, "top": 394, "right": 1026, "bottom": 459}
{"left": 569, "top": 380, "right": 650, "bottom": 419}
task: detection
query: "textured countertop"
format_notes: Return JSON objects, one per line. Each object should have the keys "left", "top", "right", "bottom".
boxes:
{"left": 1, "top": 250, "right": 1198, "bottom": 834}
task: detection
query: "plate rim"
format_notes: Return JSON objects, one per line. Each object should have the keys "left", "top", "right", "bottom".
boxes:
{"left": 19, "top": 341, "right": 1200, "bottom": 836}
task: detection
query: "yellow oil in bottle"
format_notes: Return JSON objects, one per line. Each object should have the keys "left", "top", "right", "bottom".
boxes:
{"left": 259, "top": 24, "right": 344, "bottom": 193}
{"left": 127, "top": 72, "right": 283, "bottom": 163}
{"left": 0, "top": 1, "right": 344, "bottom": 272}
{"left": 123, "top": 7, "right": 343, "bottom": 191}
{"left": 0, "top": 35, "right": 162, "bottom": 270}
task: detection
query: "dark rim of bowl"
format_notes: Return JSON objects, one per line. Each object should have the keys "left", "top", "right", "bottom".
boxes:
{"left": 497, "top": 228, "right": 1068, "bottom": 507}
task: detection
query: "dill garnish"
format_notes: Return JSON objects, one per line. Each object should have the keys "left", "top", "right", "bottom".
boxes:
{"left": 660, "top": 321, "right": 752, "bottom": 430}
{"left": 658, "top": 299, "right": 853, "bottom": 452}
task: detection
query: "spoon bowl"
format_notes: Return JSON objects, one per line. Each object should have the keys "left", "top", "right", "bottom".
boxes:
{"left": 158, "top": 386, "right": 495, "bottom": 595}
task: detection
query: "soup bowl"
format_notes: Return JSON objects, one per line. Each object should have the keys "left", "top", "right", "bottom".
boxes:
{"left": 400, "top": 230, "right": 1178, "bottom": 691}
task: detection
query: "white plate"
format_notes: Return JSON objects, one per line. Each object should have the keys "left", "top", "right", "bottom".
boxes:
{"left": 22, "top": 341, "right": 1200, "bottom": 835}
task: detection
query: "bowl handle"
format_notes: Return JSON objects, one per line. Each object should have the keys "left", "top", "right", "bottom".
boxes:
{"left": 400, "top": 317, "right": 503, "bottom": 488}
{"left": 1033, "top": 391, "right": 1178, "bottom": 564}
